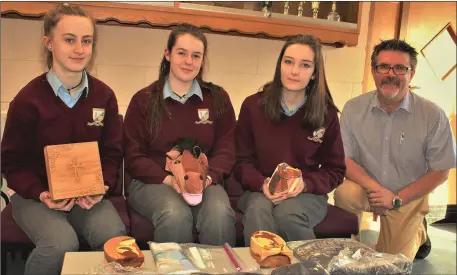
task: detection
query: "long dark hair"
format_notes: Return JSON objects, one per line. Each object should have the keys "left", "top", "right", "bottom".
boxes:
{"left": 261, "top": 35, "right": 338, "bottom": 129}
{"left": 146, "top": 24, "right": 226, "bottom": 139}
{"left": 43, "top": 3, "right": 97, "bottom": 70}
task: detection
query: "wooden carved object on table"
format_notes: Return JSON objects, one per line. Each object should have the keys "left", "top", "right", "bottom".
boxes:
{"left": 250, "top": 230, "right": 293, "bottom": 268}
{"left": 44, "top": 141, "right": 105, "bottom": 200}
{"left": 104, "top": 236, "right": 144, "bottom": 268}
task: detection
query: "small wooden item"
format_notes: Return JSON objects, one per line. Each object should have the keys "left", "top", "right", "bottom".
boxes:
{"left": 268, "top": 163, "right": 302, "bottom": 195}
{"left": 44, "top": 142, "right": 105, "bottom": 200}
{"left": 250, "top": 231, "right": 293, "bottom": 268}
{"left": 104, "top": 236, "right": 144, "bottom": 268}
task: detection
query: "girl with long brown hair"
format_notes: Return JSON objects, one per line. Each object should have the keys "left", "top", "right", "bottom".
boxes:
{"left": 124, "top": 24, "right": 236, "bottom": 246}
{"left": 234, "top": 35, "right": 346, "bottom": 245}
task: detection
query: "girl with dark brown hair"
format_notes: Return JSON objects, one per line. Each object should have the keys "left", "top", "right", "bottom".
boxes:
{"left": 124, "top": 24, "right": 236, "bottom": 246}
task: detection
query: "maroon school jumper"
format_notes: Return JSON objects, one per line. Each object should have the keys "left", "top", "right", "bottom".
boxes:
{"left": 1, "top": 73, "right": 123, "bottom": 200}
{"left": 234, "top": 92, "right": 346, "bottom": 194}
{"left": 124, "top": 81, "right": 236, "bottom": 186}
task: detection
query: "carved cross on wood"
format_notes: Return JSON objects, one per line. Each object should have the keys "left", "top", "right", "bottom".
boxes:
{"left": 70, "top": 159, "right": 83, "bottom": 180}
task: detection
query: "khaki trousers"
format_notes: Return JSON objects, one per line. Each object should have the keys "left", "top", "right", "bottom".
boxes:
{"left": 334, "top": 180, "right": 428, "bottom": 260}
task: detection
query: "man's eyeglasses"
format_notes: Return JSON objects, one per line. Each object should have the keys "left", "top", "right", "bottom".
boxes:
{"left": 374, "top": 64, "right": 412, "bottom": 75}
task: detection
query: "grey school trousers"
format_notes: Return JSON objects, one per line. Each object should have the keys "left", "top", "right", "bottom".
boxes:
{"left": 128, "top": 180, "right": 236, "bottom": 246}
{"left": 238, "top": 191, "right": 328, "bottom": 246}
{"left": 11, "top": 194, "right": 126, "bottom": 275}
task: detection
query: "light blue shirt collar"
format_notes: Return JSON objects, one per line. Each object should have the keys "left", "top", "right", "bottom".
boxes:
{"left": 399, "top": 91, "right": 412, "bottom": 113}
{"left": 163, "top": 78, "right": 203, "bottom": 104}
{"left": 46, "top": 69, "right": 89, "bottom": 97}
{"left": 371, "top": 90, "right": 412, "bottom": 114}
{"left": 281, "top": 96, "right": 306, "bottom": 116}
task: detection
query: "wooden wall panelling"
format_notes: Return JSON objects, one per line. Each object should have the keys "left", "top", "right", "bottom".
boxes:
{"left": 1, "top": 1, "right": 362, "bottom": 47}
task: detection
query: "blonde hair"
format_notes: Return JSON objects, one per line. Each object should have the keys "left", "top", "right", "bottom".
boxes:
{"left": 42, "top": 3, "right": 97, "bottom": 70}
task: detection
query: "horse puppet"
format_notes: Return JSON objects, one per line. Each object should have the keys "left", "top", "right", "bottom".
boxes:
{"left": 165, "top": 137, "right": 210, "bottom": 206}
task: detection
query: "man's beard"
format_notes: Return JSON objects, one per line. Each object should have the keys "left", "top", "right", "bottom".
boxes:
{"left": 379, "top": 76, "right": 401, "bottom": 99}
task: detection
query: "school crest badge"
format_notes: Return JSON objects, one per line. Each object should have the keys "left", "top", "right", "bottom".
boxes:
{"left": 195, "top": 108, "right": 213, "bottom": 124}
{"left": 307, "top": 127, "right": 325, "bottom": 143}
{"left": 87, "top": 108, "right": 105, "bottom": 127}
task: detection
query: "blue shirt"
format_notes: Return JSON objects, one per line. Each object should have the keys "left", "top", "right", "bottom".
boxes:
{"left": 46, "top": 69, "right": 89, "bottom": 108}
{"left": 163, "top": 78, "right": 203, "bottom": 104}
{"left": 341, "top": 90, "right": 456, "bottom": 192}
{"left": 281, "top": 97, "right": 306, "bottom": 116}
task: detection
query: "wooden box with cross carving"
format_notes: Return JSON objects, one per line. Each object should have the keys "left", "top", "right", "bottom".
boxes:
{"left": 44, "top": 142, "right": 105, "bottom": 200}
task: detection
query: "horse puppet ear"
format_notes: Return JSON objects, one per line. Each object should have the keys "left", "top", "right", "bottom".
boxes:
{"left": 192, "top": 145, "right": 201, "bottom": 158}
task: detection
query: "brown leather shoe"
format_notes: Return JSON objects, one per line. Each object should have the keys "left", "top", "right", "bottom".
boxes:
{"left": 415, "top": 218, "right": 431, "bottom": 259}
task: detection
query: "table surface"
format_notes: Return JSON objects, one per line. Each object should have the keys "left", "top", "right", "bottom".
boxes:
{"left": 61, "top": 247, "right": 299, "bottom": 275}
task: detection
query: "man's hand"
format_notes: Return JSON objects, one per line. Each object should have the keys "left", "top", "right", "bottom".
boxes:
{"left": 76, "top": 185, "right": 109, "bottom": 210}
{"left": 285, "top": 177, "right": 306, "bottom": 198}
{"left": 39, "top": 191, "right": 76, "bottom": 212}
{"left": 163, "top": 175, "right": 182, "bottom": 193}
{"left": 371, "top": 207, "right": 389, "bottom": 216}
{"left": 366, "top": 185, "right": 395, "bottom": 210}
{"left": 262, "top": 177, "right": 288, "bottom": 204}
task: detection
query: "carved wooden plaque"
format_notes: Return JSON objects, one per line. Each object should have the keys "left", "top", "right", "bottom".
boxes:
{"left": 44, "top": 142, "right": 105, "bottom": 200}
